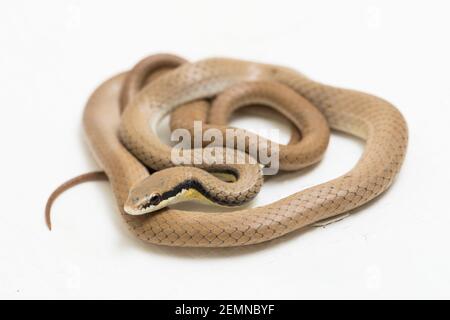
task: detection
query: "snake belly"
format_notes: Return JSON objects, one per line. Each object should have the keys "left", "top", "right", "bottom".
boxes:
{"left": 84, "top": 57, "right": 408, "bottom": 247}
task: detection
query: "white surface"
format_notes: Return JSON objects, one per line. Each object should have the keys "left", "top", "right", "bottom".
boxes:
{"left": 1, "top": 0, "right": 449, "bottom": 299}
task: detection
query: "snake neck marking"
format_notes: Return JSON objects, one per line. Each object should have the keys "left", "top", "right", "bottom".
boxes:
{"left": 124, "top": 167, "right": 247, "bottom": 215}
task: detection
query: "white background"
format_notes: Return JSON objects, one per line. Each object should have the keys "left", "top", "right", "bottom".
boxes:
{"left": 1, "top": 0, "right": 449, "bottom": 299}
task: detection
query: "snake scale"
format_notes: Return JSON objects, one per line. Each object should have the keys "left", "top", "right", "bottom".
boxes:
{"left": 47, "top": 54, "right": 408, "bottom": 247}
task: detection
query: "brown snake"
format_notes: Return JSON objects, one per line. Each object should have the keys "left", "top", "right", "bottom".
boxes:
{"left": 46, "top": 54, "right": 408, "bottom": 247}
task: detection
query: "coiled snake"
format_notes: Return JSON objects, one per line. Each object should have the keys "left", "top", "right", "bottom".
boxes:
{"left": 46, "top": 54, "right": 408, "bottom": 247}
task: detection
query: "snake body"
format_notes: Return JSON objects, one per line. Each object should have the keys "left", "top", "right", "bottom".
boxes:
{"left": 53, "top": 54, "right": 408, "bottom": 247}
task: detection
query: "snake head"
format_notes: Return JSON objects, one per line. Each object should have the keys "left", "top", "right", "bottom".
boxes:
{"left": 124, "top": 170, "right": 184, "bottom": 215}
{"left": 124, "top": 190, "right": 165, "bottom": 215}
{"left": 124, "top": 167, "right": 230, "bottom": 215}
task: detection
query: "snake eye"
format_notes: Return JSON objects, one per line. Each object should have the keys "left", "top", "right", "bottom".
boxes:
{"left": 139, "top": 193, "right": 163, "bottom": 210}
{"left": 148, "top": 193, "right": 162, "bottom": 206}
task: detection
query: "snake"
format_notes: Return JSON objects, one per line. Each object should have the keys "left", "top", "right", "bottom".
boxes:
{"left": 46, "top": 54, "right": 408, "bottom": 247}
